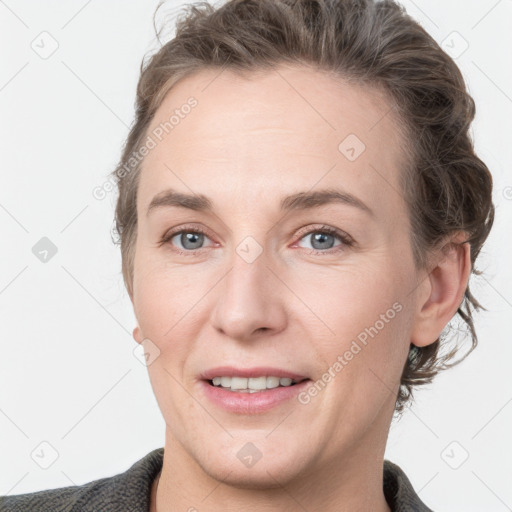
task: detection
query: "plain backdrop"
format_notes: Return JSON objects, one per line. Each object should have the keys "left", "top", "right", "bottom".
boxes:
{"left": 1, "top": 0, "right": 511, "bottom": 510}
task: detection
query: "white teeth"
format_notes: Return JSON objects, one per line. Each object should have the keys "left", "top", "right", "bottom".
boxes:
{"left": 266, "top": 376, "right": 280, "bottom": 389}
{"left": 248, "top": 376, "right": 267, "bottom": 390}
{"left": 210, "top": 375, "right": 299, "bottom": 392}
{"left": 231, "top": 377, "right": 247, "bottom": 390}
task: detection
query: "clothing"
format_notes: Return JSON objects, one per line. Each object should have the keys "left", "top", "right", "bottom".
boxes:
{"left": 1, "top": 448, "right": 433, "bottom": 511}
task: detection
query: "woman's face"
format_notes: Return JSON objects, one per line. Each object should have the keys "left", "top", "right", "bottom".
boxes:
{"left": 131, "top": 64, "right": 426, "bottom": 487}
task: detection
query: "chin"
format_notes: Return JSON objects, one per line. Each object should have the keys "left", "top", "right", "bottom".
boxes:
{"left": 194, "top": 442, "right": 308, "bottom": 490}
{"left": 200, "top": 458, "right": 300, "bottom": 490}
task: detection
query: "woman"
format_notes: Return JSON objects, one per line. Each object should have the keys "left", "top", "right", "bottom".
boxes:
{"left": 2, "top": 0, "right": 494, "bottom": 510}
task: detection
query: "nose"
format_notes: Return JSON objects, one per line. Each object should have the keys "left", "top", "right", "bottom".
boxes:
{"left": 209, "top": 246, "right": 288, "bottom": 342}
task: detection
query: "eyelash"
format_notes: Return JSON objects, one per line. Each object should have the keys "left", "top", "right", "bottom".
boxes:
{"left": 159, "top": 224, "right": 354, "bottom": 256}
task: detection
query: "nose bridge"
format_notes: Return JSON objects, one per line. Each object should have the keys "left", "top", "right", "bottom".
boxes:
{"left": 210, "top": 234, "right": 285, "bottom": 339}
{"left": 223, "top": 212, "right": 273, "bottom": 289}
{"left": 225, "top": 237, "right": 270, "bottom": 309}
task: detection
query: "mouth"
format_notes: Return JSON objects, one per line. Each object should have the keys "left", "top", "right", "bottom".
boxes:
{"left": 198, "top": 367, "right": 311, "bottom": 413}
{"left": 205, "top": 375, "right": 309, "bottom": 393}
{"left": 200, "top": 366, "right": 310, "bottom": 392}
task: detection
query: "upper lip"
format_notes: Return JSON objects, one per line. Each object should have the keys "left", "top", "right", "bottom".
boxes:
{"left": 200, "top": 366, "right": 309, "bottom": 382}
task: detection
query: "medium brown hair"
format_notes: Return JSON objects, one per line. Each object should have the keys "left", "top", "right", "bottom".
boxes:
{"left": 110, "top": 0, "right": 494, "bottom": 415}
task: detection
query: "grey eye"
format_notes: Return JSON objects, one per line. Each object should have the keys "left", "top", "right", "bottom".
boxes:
{"left": 299, "top": 232, "right": 340, "bottom": 251}
{"left": 173, "top": 231, "right": 205, "bottom": 250}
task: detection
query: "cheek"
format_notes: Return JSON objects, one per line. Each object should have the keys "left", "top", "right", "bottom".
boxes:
{"left": 133, "top": 276, "right": 173, "bottom": 339}
{"left": 132, "top": 248, "right": 197, "bottom": 333}
{"left": 290, "top": 260, "right": 405, "bottom": 338}
{"left": 290, "top": 260, "right": 411, "bottom": 405}
{"left": 313, "top": 287, "right": 410, "bottom": 433}
{"left": 132, "top": 256, "right": 213, "bottom": 377}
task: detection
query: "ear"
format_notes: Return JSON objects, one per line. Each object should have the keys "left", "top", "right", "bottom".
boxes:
{"left": 128, "top": 284, "right": 142, "bottom": 344}
{"left": 133, "top": 325, "right": 143, "bottom": 345}
{"left": 410, "top": 232, "right": 472, "bottom": 348}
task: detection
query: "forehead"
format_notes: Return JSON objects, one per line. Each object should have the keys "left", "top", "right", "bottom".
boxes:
{"left": 138, "top": 64, "right": 408, "bottom": 221}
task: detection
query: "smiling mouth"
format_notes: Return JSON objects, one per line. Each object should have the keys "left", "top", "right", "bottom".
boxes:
{"left": 206, "top": 376, "right": 308, "bottom": 393}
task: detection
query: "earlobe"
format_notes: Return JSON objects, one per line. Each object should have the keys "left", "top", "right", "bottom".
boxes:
{"left": 133, "top": 325, "right": 143, "bottom": 344}
{"left": 410, "top": 232, "right": 471, "bottom": 348}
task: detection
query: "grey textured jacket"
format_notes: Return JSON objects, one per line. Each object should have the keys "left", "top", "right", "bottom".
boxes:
{"left": 1, "top": 448, "right": 434, "bottom": 511}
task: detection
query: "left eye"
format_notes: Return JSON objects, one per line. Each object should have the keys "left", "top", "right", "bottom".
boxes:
{"left": 296, "top": 229, "right": 345, "bottom": 252}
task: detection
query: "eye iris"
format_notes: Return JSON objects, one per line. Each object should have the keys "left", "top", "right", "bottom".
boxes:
{"left": 181, "top": 232, "right": 204, "bottom": 250}
{"left": 311, "top": 232, "right": 335, "bottom": 250}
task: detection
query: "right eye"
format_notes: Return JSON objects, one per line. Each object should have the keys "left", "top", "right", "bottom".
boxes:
{"left": 160, "top": 226, "right": 216, "bottom": 255}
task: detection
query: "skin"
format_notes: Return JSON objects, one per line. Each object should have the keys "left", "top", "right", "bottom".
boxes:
{"left": 129, "top": 64, "right": 471, "bottom": 512}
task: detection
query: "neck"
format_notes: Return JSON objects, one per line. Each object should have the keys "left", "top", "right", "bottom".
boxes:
{"left": 149, "top": 469, "right": 160, "bottom": 512}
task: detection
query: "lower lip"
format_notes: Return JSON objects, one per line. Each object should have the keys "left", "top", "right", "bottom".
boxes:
{"left": 200, "top": 379, "right": 311, "bottom": 414}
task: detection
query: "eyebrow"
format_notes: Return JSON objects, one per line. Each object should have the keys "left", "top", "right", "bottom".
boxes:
{"left": 146, "top": 187, "right": 373, "bottom": 217}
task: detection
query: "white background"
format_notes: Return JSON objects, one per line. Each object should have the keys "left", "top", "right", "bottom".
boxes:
{"left": 1, "top": 0, "right": 511, "bottom": 510}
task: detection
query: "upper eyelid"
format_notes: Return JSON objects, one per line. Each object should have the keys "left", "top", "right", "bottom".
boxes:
{"left": 166, "top": 223, "right": 346, "bottom": 238}
{"left": 164, "top": 224, "right": 216, "bottom": 243}
{"left": 295, "top": 224, "right": 350, "bottom": 239}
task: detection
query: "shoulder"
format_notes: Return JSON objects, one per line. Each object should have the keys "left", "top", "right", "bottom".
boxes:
{"left": 0, "top": 448, "right": 164, "bottom": 512}
{"left": 383, "top": 459, "right": 435, "bottom": 512}
{"left": 0, "top": 479, "right": 106, "bottom": 512}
